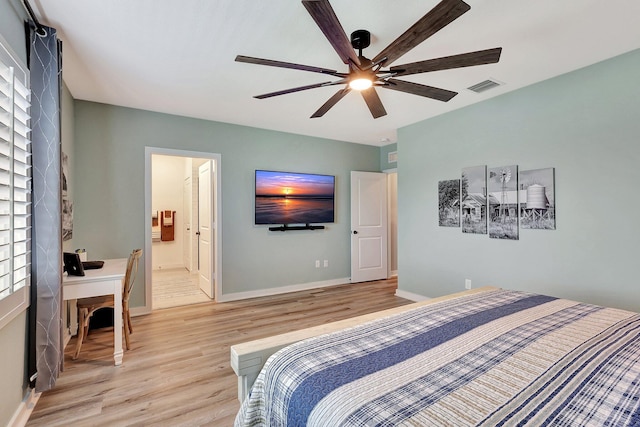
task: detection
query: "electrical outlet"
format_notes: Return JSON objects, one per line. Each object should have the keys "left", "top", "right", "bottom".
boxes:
{"left": 465, "top": 279, "right": 472, "bottom": 290}
{"left": 324, "top": 260, "right": 328, "bottom": 268}
{"left": 315, "top": 260, "right": 320, "bottom": 268}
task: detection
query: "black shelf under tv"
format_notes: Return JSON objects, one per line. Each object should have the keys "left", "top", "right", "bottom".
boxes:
{"left": 268, "top": 224, "right": 325, "bottom": 232}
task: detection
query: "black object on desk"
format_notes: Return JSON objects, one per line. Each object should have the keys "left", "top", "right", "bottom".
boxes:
{"left": 63, "top": 252, "right": 104, "bottom": 276}
{"left": 83, "top": 260, "right": 104, "bottom": 270}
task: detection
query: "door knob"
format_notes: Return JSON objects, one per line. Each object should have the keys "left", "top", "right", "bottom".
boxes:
{"left": 196, "top": 231, "right": 201, "bottom": 235}
{"left": 353, "top": 230, "right": 358, "bottom": 234}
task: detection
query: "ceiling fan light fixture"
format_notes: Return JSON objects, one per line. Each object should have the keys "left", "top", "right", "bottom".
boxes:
{"left": 349, "top": 77, "right": 373, "bottom": 91}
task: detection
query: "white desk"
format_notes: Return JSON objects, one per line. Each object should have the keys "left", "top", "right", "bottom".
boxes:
{"left": 63, "top": 258, "right": 127, "bottom": 366}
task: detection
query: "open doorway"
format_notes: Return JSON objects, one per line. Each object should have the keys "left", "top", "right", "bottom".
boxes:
{"left": 144, "top": 148, "right": 221, "bottom": 311}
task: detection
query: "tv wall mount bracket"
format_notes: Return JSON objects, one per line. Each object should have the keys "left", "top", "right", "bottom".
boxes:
{"left": 268, "top": 224, "right": 325, "bottom": 231}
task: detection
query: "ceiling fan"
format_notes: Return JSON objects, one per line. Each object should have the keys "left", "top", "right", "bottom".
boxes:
{"left": 235, "top": 0, "right": 502, "bottom": 119}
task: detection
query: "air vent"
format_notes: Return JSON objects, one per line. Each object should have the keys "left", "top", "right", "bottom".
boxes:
{"left": 388, "top": 151, "right": 397, "bottom": 163}
{"left": 467, "top": 79, "right": 502, "bottom": 93}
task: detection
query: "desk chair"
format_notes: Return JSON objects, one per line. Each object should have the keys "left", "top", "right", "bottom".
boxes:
{"left": 73, "top": 249, "right": 143, "bottom": 359}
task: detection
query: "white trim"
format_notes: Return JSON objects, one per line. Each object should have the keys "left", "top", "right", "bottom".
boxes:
{"left": 144, "top": 147, "right": 222, "bottom": 312}
{"left": 395, "top": 289, "right": 430, "bottom": 302}
{"left": 0, "top": 33, "right": 29, "bottom": 81}
{"left": 8, "top": 388, "right": 40, "bottom": 427}
{"left": 384, "top": 169, "right": 398, "bottom": 279}
{"left": 152, "top": 263, "right": 185, "bottom": 271}
{"left": 0, "top": 286, "right": 29, "bottom": 330}
{"left": 130, "top": 305, "right": 151, "bottom": 317}
{"left": 0, "top": 35, "right": 31, "bottom": 331}
{"left": 218, "top": 277, "right": 350, "bottom": 303}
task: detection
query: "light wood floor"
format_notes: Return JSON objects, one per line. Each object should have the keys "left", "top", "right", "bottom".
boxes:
{"left": 152, "top": 268, "right": 210, "bottom": 310}
{"left": 27, "top": 277, "right": 409, "bottom": 426}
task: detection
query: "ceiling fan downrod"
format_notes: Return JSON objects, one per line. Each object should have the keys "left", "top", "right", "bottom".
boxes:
{"left": 350, "top": 29, "right": 371, "bottom": 58}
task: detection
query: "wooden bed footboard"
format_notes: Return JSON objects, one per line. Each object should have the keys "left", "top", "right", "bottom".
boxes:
{"left": 230, "top": 286, "right": 498, "bottom": 402}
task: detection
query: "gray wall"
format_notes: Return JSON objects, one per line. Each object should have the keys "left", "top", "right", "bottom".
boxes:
{"left": 0, "top": 0, "right": 29, "bottom": 424}
{"left": 397, "top": 48, "right": 640, "bottom": 313}
{"left": 73, "top": 102, "right": 381, "bottom": 307}
{"left": 0, "top": 312, "right": 27, "bottom": 426}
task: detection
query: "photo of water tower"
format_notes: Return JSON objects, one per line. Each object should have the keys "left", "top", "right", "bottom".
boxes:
{"left": 519, "top": 167, "right": 555, "bottom": 230}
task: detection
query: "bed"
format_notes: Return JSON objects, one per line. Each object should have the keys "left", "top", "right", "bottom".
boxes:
{"left": 231, "top": 286, "right": 640, "bottom": 426}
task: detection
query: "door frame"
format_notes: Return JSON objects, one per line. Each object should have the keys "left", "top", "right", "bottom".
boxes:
{"left": 143, "top": 147, "right": 222, "bottom": 312}
{"left": 383, "top": 168, "right": 397, "bottom": 277}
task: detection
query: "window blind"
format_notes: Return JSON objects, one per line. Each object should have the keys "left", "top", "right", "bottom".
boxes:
{"left": 0, "top": 38, "right": 31, "bottom": 329}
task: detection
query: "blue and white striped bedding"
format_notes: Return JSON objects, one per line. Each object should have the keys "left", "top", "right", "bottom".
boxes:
{"left": 235, "top": 289, "right": 640, "bottom": 426}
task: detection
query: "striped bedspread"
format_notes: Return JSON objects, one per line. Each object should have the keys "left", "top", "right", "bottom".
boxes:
{"left": 235, "top": 289, "right": 640, "bottom": 426}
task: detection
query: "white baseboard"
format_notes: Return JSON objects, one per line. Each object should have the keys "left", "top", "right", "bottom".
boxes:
{"left": 218, "top": 277, "right": 351, "bottom": 302}
{"left": 133, "top": 276, "right": 392, "bottom": 314}
{"left": 130, "top": 305, "right": 152, "bottom": 317}
{"left": 395, "top": 289, "right": 430, "bottom": 302}
{"left": 152, "top": 264, "right": 185, "bottom": 271}
{"left": 9, "top": 388, "right": 40, "bottom": 427}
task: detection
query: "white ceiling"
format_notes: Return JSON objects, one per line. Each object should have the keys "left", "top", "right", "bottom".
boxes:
{"left": 32, "top": 0, "right": 640, "bottom": 146}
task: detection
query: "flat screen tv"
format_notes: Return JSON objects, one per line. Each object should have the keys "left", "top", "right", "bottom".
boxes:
{"left": 255, "top": 170, "right": 335, "bottom": 225}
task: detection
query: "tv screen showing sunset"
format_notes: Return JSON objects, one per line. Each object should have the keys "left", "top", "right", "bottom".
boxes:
{"left": 255, "top": 170, "right": 335, "bottom": 224}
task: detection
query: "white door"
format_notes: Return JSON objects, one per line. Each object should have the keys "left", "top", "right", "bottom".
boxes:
{"left": 198, "top": 161, "right": 213, "bottom": 298}
{"left": 350, "top": 171, "right": 388, "bottom": 283}
{"left": 183, "top": 176, "right": 192, "bottom": 271}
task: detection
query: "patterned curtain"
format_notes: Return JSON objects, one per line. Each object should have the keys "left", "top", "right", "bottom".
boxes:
{"left": 28, "top": 23, "right": 63, "bottom": 393}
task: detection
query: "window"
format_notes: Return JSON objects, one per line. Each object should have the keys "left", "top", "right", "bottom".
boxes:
{"left": 0, "top": 36, "right": 31, "bottom": 330}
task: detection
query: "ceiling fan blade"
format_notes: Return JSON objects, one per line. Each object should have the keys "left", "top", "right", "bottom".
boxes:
{"left": 391, "top": 47, "right": 502, "bottom": 76}
{"left": 384, "top": 79, "right": 457, "bottom": 102}
{"left": 361, "top": 87, "right": 387, "bottom": 119}
{"left": 311, "top": 88, "right": 351, "bottom": 118}
{"left": 235, "top": 55, "right": 347, "bottom": 78}
{"left": 255, "top": 81, "right": 343, "bottom": 99}
{"left": 302, "top": 0, "right": 361, "bottom": 67}
{"left": 372, "top": 0, "right": 471, "bottom": 67}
